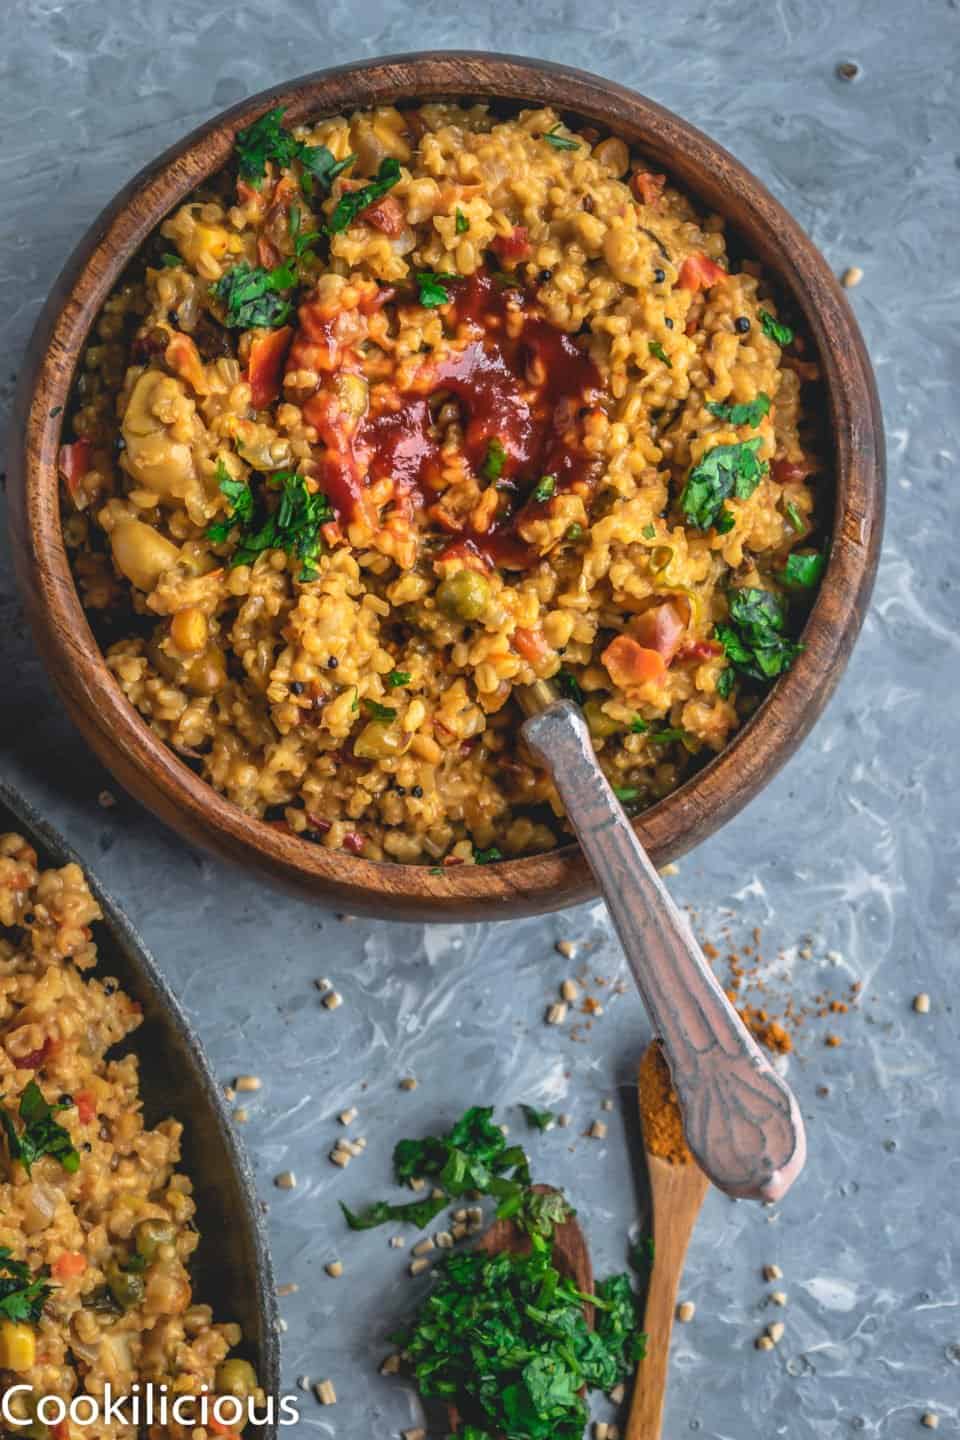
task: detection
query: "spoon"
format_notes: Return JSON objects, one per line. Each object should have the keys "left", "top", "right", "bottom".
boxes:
{"left": 446, "top": 1184, "right": 592, "bottom": 1435}
{"left": 626, "top": 1044, "right": 710, "bottom": 1440}
{"left": 520, "top": 688, "right": 805, "bottom": 1203}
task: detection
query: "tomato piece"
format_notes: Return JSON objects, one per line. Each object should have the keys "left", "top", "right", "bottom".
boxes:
{"left": 631, "top": 170, "right": 666, "bottom": 207}
{"left": 164, "top": 333, "right": 209, "bottom": 395}
{"left": 601, "top": 634, "right": 667, "bottom": 687}
{"left": 342, "top": 831, "right": 366, "bottom": 856}
{"left": 256, "top": 233, "right": 282, "bottom": 269}
{"left": 17, "top": 1038, "right": 54, "bottom": 1071}
{"left": 236, "top": 179, "right": 260, "bottom": 206}
{"left": 53, "top": 1252, "right": 87, "bottom": 1280}
{"left": 772, "top": 458, "right": 813, "bottom": 485}
{"left": 58, "top": 440, "right": 94, "bottom": 508}
{"left": 513, "top": 627, "right": 550, "bottom": 665}
{"left": 362, "top": 194, "right": 405, "bottom": 236}
{"left": 492, "top": 226, "right": 531, "bottom": 263}
{"left": 677, "top": 639, "right": 723, "bottom": 662}
{"left": 247, "top": 326, "right": 293, "bottom": 409}
{"left": 677, "top": 253, "right": 727, "bottom": 292}
{"left": 207, "top": 1420, "right": 242, "bottom": 1440}
{"left": 629, "top": 601, "right": 685, "bottom": 663}
{"left": 75, "top": 1090, "right": 96, "bottom": 1124}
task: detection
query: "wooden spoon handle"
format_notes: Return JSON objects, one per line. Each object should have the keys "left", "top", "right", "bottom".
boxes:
{"left": 522, "top": 700, "right": 806, "bottom": 1202}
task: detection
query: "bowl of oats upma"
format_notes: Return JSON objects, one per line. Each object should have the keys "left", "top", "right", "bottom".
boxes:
{"left": 8, "top": 54, "right": 884, "bottom": 918}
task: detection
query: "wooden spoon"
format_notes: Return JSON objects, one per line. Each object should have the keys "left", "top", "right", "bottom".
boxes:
{"left": 626, "top": 1047, "right": 710, "bottom": 1440}
{"left": 521, "top": 691, "right": 806, "bottom": 1203}
{"left": 447, "top": 1184, "right": 592, "bottom": 1435}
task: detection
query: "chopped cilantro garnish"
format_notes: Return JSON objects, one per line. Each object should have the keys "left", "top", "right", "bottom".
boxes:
{"left": 566, "top": 523, "right": 583, "bottom": 542}
{"left": 341, "top": 1194, "right": 447, "bottom": 1231}
{"left": 520, "top": 1104, "right": 555, "bottom": 1131}
{"left": 759, "top": 309, "right": 794, "bottom": 346}
{"left": 642, "top": 523, "right": 657, "bottom": 539}
{"left": 614, "top": 785, "right": 640, "bottom": 802}
{"left": 716, "top": 666, "right": 734, "bottom": 699}
{"left": 160, "top": 252, "right": 182, "bottom": 268}
{"left": 364, "top": 699, "right": 398, "bottom": 722}
{"left": 0, "top": 1082, "right": 80, "bottom": 1178}
{"left": 715, "top": 507, "right": 736, "bottom": 534}
{"left": 211, "top": 261, "right": 293, "bottom": 330}
{"left": 233, "top": 106, "right": 354, "bottom": 199}
{"left": 648, "top": 340, "right": 672, "bottom": 368}
{"left": 208, "top": 468, "right": 332, "bottom": 581}
{"left": 474, "top": 846, "right": 503, "bottom": 865}
{"left": 679, "top": 438, "right": 768, "bottom": 530}
{"left": 715, "top": 587, "right": 803, "bottom": 683}
{"left": 544, "top": 123, "right": 579, "bottom": 151}
{"left": 531, "top": 474, "right": 557, "bottom": 503}
{"left": 481, "top": 438, "right": 507, "bottom": 482}
{"left": 0, "top": 1248, "right": 53, "bottom": 1325}
{"left": 455, "top": 208, "right": 470, "bottom": 234}
{"left": 706, "top": 392, "right": 771, "bottom": 427}
{"left": 555, "top": 670, "right": 584, "bottom": 706}
{"left": 327, "top": 157, "right": 402, "bottom": 234}
{"left": 650, "top": 727, "right": 686, "bottom": 743}
{"left": 416, "top": 271, "right": 458, "bottom": 307}
{"left": 234, "top": 107, "right": 301, "bottom": 186}
{"left": 785, "top": 500, "right": 806, "bottom": 534}
{"left": 630, "top": 716, "right": 649, "bottom": 733}
{"left": 386, "top": 670, "right": 411, "bottom": 688}
{"left": 780, "top": 551, "right": 826, "bottom": 588}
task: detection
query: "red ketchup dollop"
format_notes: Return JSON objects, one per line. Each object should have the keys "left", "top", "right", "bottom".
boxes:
{"left": 288, "top": 270, "right": 603, "bottom": 567}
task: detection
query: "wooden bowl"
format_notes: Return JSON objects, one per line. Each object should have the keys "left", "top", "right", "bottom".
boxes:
{"left": 8, "top": 53, "right": 885, "bottom": 922}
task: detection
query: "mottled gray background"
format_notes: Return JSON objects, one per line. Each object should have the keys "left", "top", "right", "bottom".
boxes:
{"left": 1, "top": 2, "right": 958, "bottom": 1436}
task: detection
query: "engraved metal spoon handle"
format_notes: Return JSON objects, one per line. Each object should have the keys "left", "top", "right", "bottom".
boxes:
{"left": 522, "top": 698, "right": 806, "bottom": 1202}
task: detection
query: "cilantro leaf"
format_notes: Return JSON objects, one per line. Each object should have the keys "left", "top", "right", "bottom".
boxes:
{"left": 630, "top": 716, "right": 649, "bottom": 733}
{"left": 641, "top": 523, "right": 657, "bottom": 539}
{"left": 784, "top": 500, "right": 806, "bottom": 534}
{"left": 327, "top": 157, "right": 402, "bottom": 234}
{"left": 234, "top": 107, "right": 301, "bottom": 186}
{"left": 614, "top": 785, "right": 639, "bottom": 802}
{"left": 416, "top": 271, "right": 458, "bottom": 307}
{"left": 555, "top": 670, "right": 584, "bottom": 706}
{"left": 481, "top": 438, "right": 507, "bottom": 482}
{"left": 650, "top": 727, "right": 687, "bottom": 743}
{"left": 780, "top": 551, "right": 825, "bottom": 588}
{"left": 520, "top": 1104, "right": 555, "bottom": 1132}
{"left": 455, "top": 208, "right": 469, "bottom": 234}
{"left": 299, "top": 143, "right": 355, "bottom": 200}
{"left": 544, "top": 123, "right": 579, "bottom": 151}
{"left": 679, "top": 438, "right": 768, "bottom": 530}
{"left": 715, "top": 586, "right": 803, "bottom": 682}
{"left": 474, "top": 847, "right": 504, "bottom": 865}
{"left": 386, "top": 670, "right": 411, "bottom": 688}
{"left": 340, "top": 1195, "right": 447, "bottom": 1231}
{"left": 716, "top": 666, "right": 734, "bottom": 699}
{"left": 365, "top": 699, "right": 398, "bottom": 722}
{"left": 0, "top": 1082, "right": 79, "bottom": 1177}
{"left": 211, "top": 261, "right": 293, "bottom": 330}
{"left": 759, "top": 309, "right": 794, "bottom": 346}
{"left": 706, "top": 392, "right": 771, "bottom": 427}
{"left": 209, "top": 470, "right": 333, "bottom": 581}
{"left": 648, "top": 340, "right": 672, "bottom": 368}
{"left": 531, "top": 475, "right": 556, "bottom": 503}
{"left": 566, "top": 523, "right": 583, "bottom": 541}
{"left": 715, "top": 507, "right": 736, "bottom": 534}
{"left": 160, "top": 252, "right": 182, "bottom": 268}
{"left": 0, "top": 1248, "right": 53, "bottom": 1325}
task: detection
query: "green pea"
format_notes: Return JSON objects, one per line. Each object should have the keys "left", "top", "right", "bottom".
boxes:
{"left": 106, "top": 1260, "right": 145, "bottom": 1311}
{"left": 216, "top": 1358, "right": 259, "bottom": 1399}
{"left": 135, "top": 1216, "right": 177, "bottom": 1261}
{"left": 436, "top": 570, "right": 490, "bottom": 622}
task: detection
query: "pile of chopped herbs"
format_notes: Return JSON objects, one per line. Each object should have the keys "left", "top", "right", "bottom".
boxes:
{"left": 342, "top": 1108, "right": 646, "bottom": 1440}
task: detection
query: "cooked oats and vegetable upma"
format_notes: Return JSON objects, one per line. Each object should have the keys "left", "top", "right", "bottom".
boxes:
{"left": 0, "top": 834, "right": 262, "bottom": 1436}
{"left": 60, "top": 103, "right": 826, "bottom": 866}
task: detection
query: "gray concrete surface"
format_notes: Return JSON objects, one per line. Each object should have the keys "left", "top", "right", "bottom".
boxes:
{"left": 1, "top": 3, "right": 958, "bottom": 1435}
